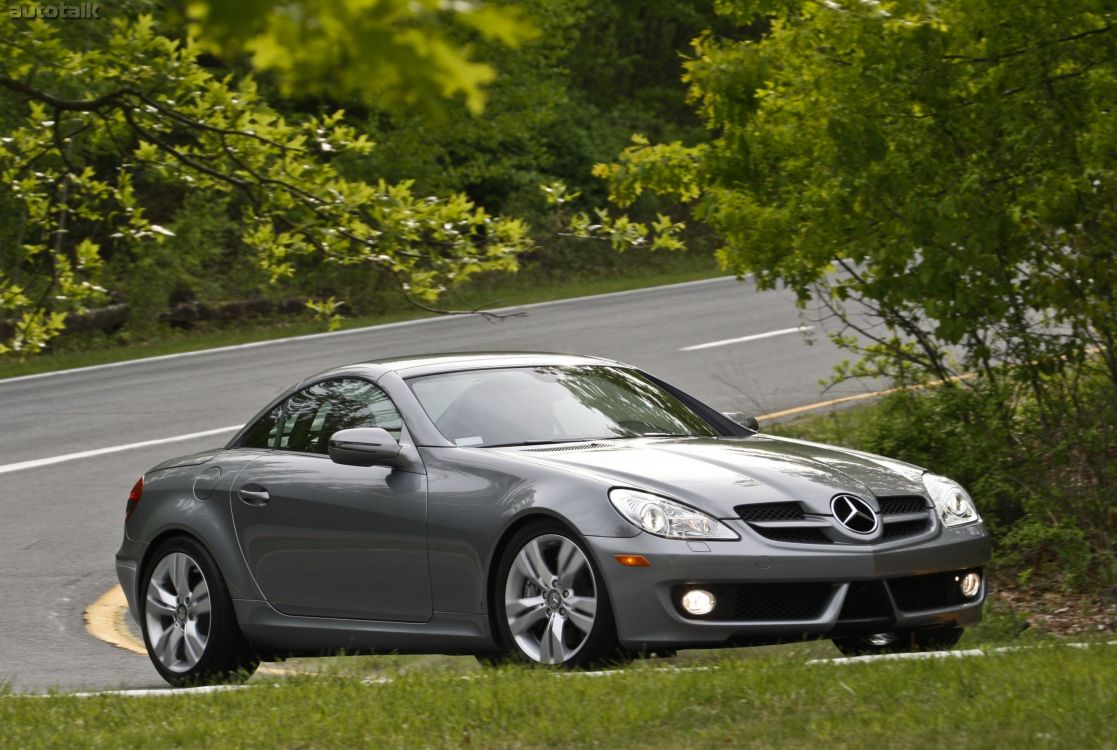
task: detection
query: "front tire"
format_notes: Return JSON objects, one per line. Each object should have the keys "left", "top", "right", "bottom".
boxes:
{"left": 493, "top": 521, "right": 623, "bottom": 668}
{"left": 140, "top": 536, "right": 258, "bottom": 686}
{"left": 832, "top": 626, "right": 965, "bottom": 657}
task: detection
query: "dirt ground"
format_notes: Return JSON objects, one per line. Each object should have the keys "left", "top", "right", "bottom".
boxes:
{"left": 993, "top": 585, "right": 1117, "bottom": 637}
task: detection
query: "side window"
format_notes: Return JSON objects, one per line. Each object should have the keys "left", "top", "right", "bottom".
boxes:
{"left": 277, "top": 378, "right": 404, "bottom": 454}
{"left": 240, "top": 403, "right": 282, "bottom": 449}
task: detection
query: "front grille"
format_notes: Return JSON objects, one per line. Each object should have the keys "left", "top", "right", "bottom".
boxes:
{"left": 674, "top": 583, "right": 835, "bottom": 621}
{"left": 887, "top": 568, "right": 981, "bottom": 612}
{"left": 736, "top": 502, "right": 830, "bottom": 544}
{"left": 736, "top": 502, "right": 805, "bottom": 522}
{"left": 740, "top": 495, "right": 933, "bottom": 545}
{"left": 881, "top": 519, "right": 931, "bottom": 540}
{"left": 754, "top": 527, "right": 831, "bottom": 544}
{"left": 877, "top": 495, "right": 933, "bottom": 542}
{"left": 878, "top": 495, "right": 927, "bottom": 515}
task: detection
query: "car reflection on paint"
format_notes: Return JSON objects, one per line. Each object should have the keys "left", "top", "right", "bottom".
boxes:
{"left": 115, "top": 352, "right": 991, "bottom": 686}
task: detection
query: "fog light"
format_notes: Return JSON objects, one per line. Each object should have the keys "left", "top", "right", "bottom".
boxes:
{"left": 680, "top": 589, "right": 717, "bottom": 616}
{"left": 959, "top": 571, "right": 981, "bottom": 598}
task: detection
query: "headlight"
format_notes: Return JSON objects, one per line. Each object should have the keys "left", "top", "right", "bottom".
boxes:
{"left": 608, "top": 488, "right": 738, "bottom": 540}
{"left": 923, "top": 473, "right": 980, "bottom": 527}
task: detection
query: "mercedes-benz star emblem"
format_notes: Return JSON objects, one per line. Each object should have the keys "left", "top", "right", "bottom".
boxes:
{"left": 831, "top": 494, "right": 879, "bottom": 535}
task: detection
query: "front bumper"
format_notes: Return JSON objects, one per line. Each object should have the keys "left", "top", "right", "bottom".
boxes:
{"left": 590, "top": 519, "right": 991, "bottom": 650}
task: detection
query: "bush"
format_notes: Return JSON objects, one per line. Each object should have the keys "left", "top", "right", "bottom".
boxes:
{"left": 775, "top": 366, "right": 1117, "bottom": 592}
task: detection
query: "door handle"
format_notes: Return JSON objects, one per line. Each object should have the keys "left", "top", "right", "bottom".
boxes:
{"left": 238, "top": 486, "right": 270, "bottom": 506}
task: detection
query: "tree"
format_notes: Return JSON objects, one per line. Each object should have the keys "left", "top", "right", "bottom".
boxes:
{"left": 0, "top": 10, "right": 533, "bottom": 354}
{"left": 597, "top": 0, "right": 1117, "bottom": 405}
{"left": 186, "top": 0, "right": 538, "bottom": 116}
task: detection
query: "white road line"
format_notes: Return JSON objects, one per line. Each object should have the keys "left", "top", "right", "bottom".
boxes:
{"left": 0, "top": 276, "right": 739, "bottom": 386}
{"left": 680, "top": 325, "right": 813, "bottom": 352}
{"left": 15, "top": 641, "right": 1117, "bottom": 697}
{"left": 808, "top": 649, "right": 986, "bottom": 665}
{"left": 63, "top": 684, "right": 251, "bottom": 698}
{"left": 0, "top": 425, "right": 241, "bottom": 476}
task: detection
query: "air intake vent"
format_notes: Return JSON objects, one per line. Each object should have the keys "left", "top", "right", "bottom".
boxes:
{"left": 672, "top": 583, "right": 835, "bottom": 621}
{"left": 519, "top": 442, "right": 614, "bottom": 453}
{"left": 888, "top": 568, "right": 981, "bottom": 612}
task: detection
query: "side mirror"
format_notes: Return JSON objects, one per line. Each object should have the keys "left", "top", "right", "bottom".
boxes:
{"left": 722, "top": 411, "right": 760, "bottom": 432}
{"left": 328, "top": 427, "right": 404, "bottom": 467}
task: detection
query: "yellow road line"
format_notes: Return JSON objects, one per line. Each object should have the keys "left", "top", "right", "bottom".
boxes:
{"left": 85, "top": 585, "right": 147, "bottom": 656}
{"left": 763, "top": 344, "right": 1110, "bottom": 421}
{"left": 83, "top": 585, "right": 297, "bottom": 677}
{"left": 757, "top": 371, "right": 978, "bottom": 422}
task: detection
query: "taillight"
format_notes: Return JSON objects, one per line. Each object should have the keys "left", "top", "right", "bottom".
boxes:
{"left": 125, "top": 477, "right": 144, "bottom": 520}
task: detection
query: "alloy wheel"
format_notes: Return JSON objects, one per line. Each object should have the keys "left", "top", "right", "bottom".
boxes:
{"left": 144, "top": 551, "right": 211, "bottom": 673}
{"left": 503, "top": 533, "right": 598, "bottom": 664}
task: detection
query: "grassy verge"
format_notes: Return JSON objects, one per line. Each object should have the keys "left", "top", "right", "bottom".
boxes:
{"left": 5, "top": 645, "right": 1115, "bottom": 748}
{"left": 0, "top": 262, "right": 723, "bottom": 381}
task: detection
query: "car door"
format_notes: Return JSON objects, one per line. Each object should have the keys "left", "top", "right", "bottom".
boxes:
{"left": 230, "top": 377, "right": 432, "bottom": 622}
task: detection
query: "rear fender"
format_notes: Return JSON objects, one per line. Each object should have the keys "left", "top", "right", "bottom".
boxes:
{"left": 128, "top": 451, "right": 266, "bottom": 603}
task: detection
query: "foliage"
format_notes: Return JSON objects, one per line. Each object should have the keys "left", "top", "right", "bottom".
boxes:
{"left": 187, "top": 0, "right": 539, "bottom": 115}
{"left": 542, "top": 181, "right": 687, "bottom": 253}
{"left": 0, "top": 12, "right": 532, "bottom": 354}
{"left": 0, "top": 0, "right": 720, "bottom": 356}
{"left": 598, "top": 1, "right": 1117, "bottom": 407}
{"left": 774, "top": 365, "right": 1117, "bottom": 591}
{"left": 305, "top": 296, "right": 346, "bottom": 332}
{"left": 353, "top": 0, "right": 719, "bottom": 275}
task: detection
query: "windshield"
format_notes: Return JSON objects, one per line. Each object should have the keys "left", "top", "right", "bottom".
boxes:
{"left": 408, "top": 365, "right": 720, "bottom": 447}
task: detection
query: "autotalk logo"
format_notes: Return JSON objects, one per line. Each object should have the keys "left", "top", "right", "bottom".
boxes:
{"left": 831, "top": 494, "right": 878, "bottom": 535}
{"left": 8, "top": 3, "right": 101, "bottom": 19}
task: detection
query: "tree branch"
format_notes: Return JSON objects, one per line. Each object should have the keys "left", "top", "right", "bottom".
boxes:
{"left": 402, "top": 293, "right": 527, "bottom": 323}
{"left": 0, "top": 75, "right": 132, "bottom": 112}
{"left": 122, "top": 106, "right": 252, "bottom": 191}
{"left": 942, "top": 23, "right": 1115, "bottom": 64}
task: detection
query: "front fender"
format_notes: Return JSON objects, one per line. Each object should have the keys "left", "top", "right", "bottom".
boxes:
{"left": 422, "top": 447, "right": 635, "bottom": 615}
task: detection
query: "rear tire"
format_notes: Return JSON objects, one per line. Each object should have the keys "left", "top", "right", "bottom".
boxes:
{"left": 140, "top": 536, "right": 258, "bottom": 686}
{"left": 492, "top": 521, "right": 625, "bottom": 668}
{"left": 832, "top": 626, "right": 964, "bottom": 657}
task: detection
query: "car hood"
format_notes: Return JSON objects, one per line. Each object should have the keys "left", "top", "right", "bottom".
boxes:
{"left": 500, "top": 435, "right": 927, "bottom": 518}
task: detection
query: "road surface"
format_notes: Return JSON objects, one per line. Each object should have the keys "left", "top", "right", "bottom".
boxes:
{"left": 0, "top": 276, "right": 875, "bottom": 691}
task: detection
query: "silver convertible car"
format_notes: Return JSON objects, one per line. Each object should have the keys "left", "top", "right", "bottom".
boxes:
{"left": 116, "top": 352, "right": 990, "bottom": 685}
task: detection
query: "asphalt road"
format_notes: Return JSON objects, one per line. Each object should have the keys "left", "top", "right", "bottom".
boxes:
{"left": 0, "top": 275, "right": 877, "bottom": 692}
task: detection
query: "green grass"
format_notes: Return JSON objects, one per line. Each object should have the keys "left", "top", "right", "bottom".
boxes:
{"left": 0, "top": 263, "right": 724, "bottom": 381}
{"left": 5, "top": 645, "right": 1115, "bottom": 748}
